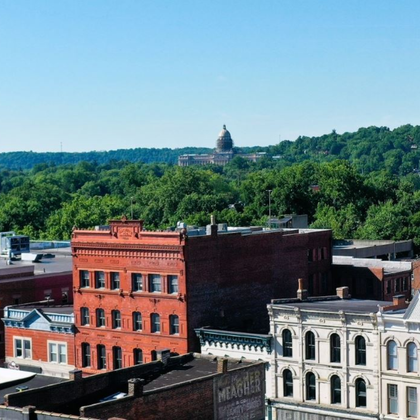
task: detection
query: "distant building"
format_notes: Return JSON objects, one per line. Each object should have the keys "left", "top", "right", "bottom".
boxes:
{"left": 178, "top": 125, "right": 266, "bottom": 166}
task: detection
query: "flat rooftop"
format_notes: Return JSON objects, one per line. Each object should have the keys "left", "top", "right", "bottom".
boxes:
{"left": 5, "top": 303, "right": 74, "bottom": 315}
{"left": 272, "top": 297, "right": 390, "bottom": 314}
{"left": 0, "top": 247, "right": 72, "bottom": 277}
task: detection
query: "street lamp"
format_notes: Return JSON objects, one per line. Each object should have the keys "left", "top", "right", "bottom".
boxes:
{"left": 267, "top": 190, "right": 272, "bottom": 229}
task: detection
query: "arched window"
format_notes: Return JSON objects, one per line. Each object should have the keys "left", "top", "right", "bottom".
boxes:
{"left": 133, "top": 348, "right": 143, "bottom": 365}
{"left": 97, "top": 344, "right": 106, "bottom": 370}
{"left": 81, "top": 343, "right": 91, "bottom": 367}
{"left": 330, "top": 334, "right": 341, "bottom": 363}
{"left": 306, "top": 372, "right": 316, "bottom": 400}
{"left": 112, "top": 310, "right": 121, "bottom": 329}
{"left": 113, "top": 346, "right": 122, "bottom": 370}
{"left": 407, "top": 342, "right": 418, "bottom": 373}
{"left": 331, "top": 375, "right": 341, "bottom": 404}
{"left": 355, "top": 378, "right": 366, "bottom": 407}
{"left": 151, "top": 313, "right": 160, "bottom": 333}
{"left": 387, "top": 340, "right": 398, "bottom": 370}
{"left": 80, "top": 307, "right": 89, "bottom": 326}
{"left": 355, "top": 336, "right": 366, "bottom": 365}
{"left": 169, "top": 315, "right": 179, "bottom": 335}
{"left": 283, "top": 369, "right": 293, "bottom": 397}
{"left": 132, "top": 312, "right": 142, "bottom": 331}
{"left": 305, "top": 331, "right": 315, "bottom": 360}
{"left": 282, "top": 329, "right": 293, "bottom": 357}
{"left": 96, "top": 308, "right": 105, "bottom": 327}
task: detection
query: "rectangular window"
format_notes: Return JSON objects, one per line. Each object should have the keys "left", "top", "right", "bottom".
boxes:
{"left": 133, "top": 312, "right": 142, "bottom": 331}
{"left": 113, "top": 346, "right": 122, "bottom": 370}
{"left": 95, "top": 271, "right": 105, "bottom": 289}
{"left": 149, "top": 274, "right": 162, "bottom": 293}
{"left": 132, "top": 273, "right": 143, "bottom": 292}
{"left": 168, "top": 275, "right": 179, "bottom": 294}
{"left": 97, "top": 345, "right": 106, "bottom": 370}
{"left": 134, "top": 348, "right": 143, "bottom": 365}
{"left": 307, "top": 249, "right": 313, "bottom": 262}
{"left": 82, "top": 343, "right": 91, "bottom": 367}
{"left": 386, "top": 281, "right": 392, "bottom": 295}
{"left": 49, "top": 342, "right": 67, "bottom": 364}
{"left": 80, "top": 270, "right": 90, "bottom": 288}
{"left": 15, "top": 338, "right": 31, "bottom": 359}
{"left": 388, "top": 384, "right": 398, "bottom": 414}
{"left": 111, "top": 272, "right": 120, "bottom": 290}
{"left": 408, "top": 387, "right": 417, "bottom": 417}
{"left": 81, "top": 307, "right": 90, "bottom": 326}
{"left": 96, "top": 309, "right": 106, "bottom": 327}
{"left": 112, "top": 310, "right": 121, "bottom": 329}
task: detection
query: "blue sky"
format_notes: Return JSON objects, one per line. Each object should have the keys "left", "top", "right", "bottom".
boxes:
{"left": 1, "top": 1, "right": 420, "bottom": 152}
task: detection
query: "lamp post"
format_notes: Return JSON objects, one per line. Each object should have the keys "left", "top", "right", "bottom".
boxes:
{"left": 267, "top": 190, "right": 272, "bottom": 229}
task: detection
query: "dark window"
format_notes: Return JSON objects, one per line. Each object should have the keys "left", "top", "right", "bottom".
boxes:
{"left": 112, "top": 310, "right": 121, "bottom": 329}
{"left": 96, "top": 308, "right": 105, "bottom": 327}
{"left": 283, "top": 369, "right": 293, "bottom": 397}
{"left": 151, "top": 350, "right": 157, "bottom": 361}
{"left": 387, "top": 340, "right": 398, "bottom": 370}
{"left": 149, "top": 274, "right": 161, "bottom": 293}
{"left": 97, "top": 344, "right": 106, "bottom": 370}
{"left": 307, "top": 249, "right": 313, "bottom": 262}
{"left": 132, "top": 273, "right": 143, "bottom": 292}
{"left": 113, "top": 346, "right": 122, "bottom": 370}
{"left": 305, "top": 331, "right": 315, "bottom": 360}
{"left": 133, "top": 312, "right": 142, "bottom": 331}
{"left": 151, "top": 313, "right": 160, "bottom": 333}
{"left": 330, "top": 334, "right": 341, "bottom": 363}
{"left": 168, "top": 275, "right": 179, "bottom": 294}
{"left": 408, "top": 342, "right": 418, "bottom": 373}
{"left": 134, "top": 348, "right": 143, "bottom": 365}
{"left": 111, "top": 272, "right": 120, "bottom": 290}
{"left": 306, "top": 372, "right": 316, "bottom": 400}
{"left": 80, "top": 270, "right": 90, "bottom": 288}
{"left": 82, "top": 343, "right": 91, "bottom": 367}
{"left": 308, "top": 274, "right": 314, "bottom": 296}
{"left": 80, "top": 307, "right": 89, "bottom": 326}
{"left": 403, "top": 277, "right": 409, "bottom": 291}
{"left": 321, "top": 273, "right": 328, "bottom": 294}
{"left": 282, "top": 329, "right": 293, "bottom": 357}
{"left": 356, "top": 378, "right": 366, "bottom": 407}
{"left": 355, "top": 336, "right": 366, "bottom": 366}
{"left": 95, "top": 271, "right": 105, "bottom": 289}
{"left": 331, "top": 375, "right": 341, "bottom": 404}
{"left": 170, "top": 315, "right": 179, "bottom": 335}
{"left": 386, "top": 281, "right": 392, "bottom": 295}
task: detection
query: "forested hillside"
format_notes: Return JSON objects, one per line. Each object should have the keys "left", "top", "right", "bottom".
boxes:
{"left": 2, "top": 124, "right": 420, "bottom": 175}
{"left": 1, "top": 156, "right": 420, "bottom": 253}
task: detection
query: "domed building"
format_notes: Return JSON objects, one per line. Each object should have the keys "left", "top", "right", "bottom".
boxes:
{"left": 178, "top": 125, "right": 264, "bottom": 166}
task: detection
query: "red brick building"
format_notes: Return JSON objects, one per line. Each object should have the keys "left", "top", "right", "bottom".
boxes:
{"left": 72, "top": 219, "right": 332, "bottom": 374}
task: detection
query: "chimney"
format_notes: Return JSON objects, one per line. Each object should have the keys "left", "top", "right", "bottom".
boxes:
{"left": 69, "top": 369, "right": 83, "bottom": 381}
{"left": 156, "top": 349, "right": 171, "bottom": 366}
{"left": 336, "top": 286, "right": 351, "bottom": 299}
{"left": 393, "top": 294, "right": 406, "bottom": 309}
{"left": 217, "top": 358, "right": 228, "bottom": 374}
{"left": 128, "top": 378, "right": 145, "bottom": 397}
{"left": 210, "top": 215, "right": 218, "bottom": 237}
{"left": 297, "top": 278, "right": 308, "bottom": 301}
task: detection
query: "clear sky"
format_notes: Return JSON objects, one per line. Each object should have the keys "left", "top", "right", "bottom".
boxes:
{"left": 1, "top": 1, "right": 420, "bottom": 153}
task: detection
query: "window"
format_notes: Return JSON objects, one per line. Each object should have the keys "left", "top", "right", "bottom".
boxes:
{"left": 81, "top": 307, "right": 90, "bottom": 326}
{"left": 82, "top": 343, "right": 91, "bottom": 367}
{"left": 168, "top": 275, "right": 179, "bottom": 294}
{"left": 355, "top": 336, "right": 366, "bottom": 365}
{"left": 80, "top": 270, "right": 90, "bottom": 288}
{"left": 113, "top": 346, "right": 122, "bottom": 370}
{"left": 407, "top": 386, "right": 417, "bottom": 417}
{"left": 132, "top": 273, "right": 143, "bottom": 292}
{"left": 133, "top": 312, "right": 142, "bottom": 331}
{"left": 283, "top": 369, "right": 293, "bottom": 397}
{"left": 95, "top": 271, "right": 105, "bottom": 289}
{"left": 307, "top": 249, "right": 313, "bottom": 262}
{"left": 387, "top": 340, "right": 398, "bottom": 370}
{"left": 97, "top": 344, "right": 106, "bottom": 370}
{"left": 133, "top": 348, "right": 143, "bottom": 365}
{"left": 111, "top": 272, "right": 120, "bottom": 290}
{"left": 388, "top": 384, "right": 398, "bottom": 414}
{"left": 149, "top": 274, "right": 161, "bottom": 293}
{"left": 170, "top": 315, "right": 179, "bottom": 335}
{"left": 151, "top": 313, "right": 160, "bottom": 333}
{"left": 15, "top": 338, "right": 31, "bottom": 359}
{"left": 96, "top": 308, "right": 106, "bottom": 327}
{"left": 386, "top": 281, "right": 392, "bottom": 295}
{"left": 330, "top": 334, "right": 341, "bottom": 363}
{"left": 331, "top": 375, "right": 341, "bottom": 404}
{"left": 403, "top": 277, "right": 409, "bottom": 291}
{"left": 112, "top": 310, "right": 121, "bottom": 329}
{"left": 49, "top": 342, "right": 67, "bottom": 364}
{"left": 282, "top": 329, "right": 293, "bottom": 357}
{"left": 408, "top": 342, "right": 418, "bottom": 373}
{"left": 356, "top": 378, "right": 366, "bottom": 407}
{"left": 305, "top": 331, "right": 315, "bottom": 360}
{"left": 306, "top": 372, "right": 316, "bottom": 401}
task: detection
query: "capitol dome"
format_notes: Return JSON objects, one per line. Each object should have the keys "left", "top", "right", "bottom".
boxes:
{"left": 216, "top": 125, "right": 233, "bottom": 152}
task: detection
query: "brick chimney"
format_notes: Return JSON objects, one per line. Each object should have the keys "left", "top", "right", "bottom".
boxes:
{"left": 297, "top": 278, "right": 308, "bottom": 301}
{"left": 393, "top": 294, "right": 406, "bottom": 309}
{"left": 128, "top": 378, "right": 145, "bottom": 397}
{"left": 69, "top": 369, "right": 83, "bottom": 381}
{"left": 336, "top": 286, "right": 351, "bottom": 299}
{"left": 217, "top": 358, "right": 228, "bottom": 374}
